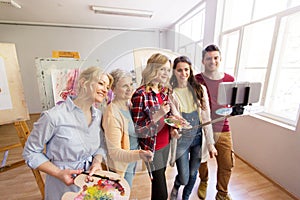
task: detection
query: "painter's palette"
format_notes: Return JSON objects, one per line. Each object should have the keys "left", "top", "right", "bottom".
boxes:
{"left": 164, "top": 117, "right": 192, "bottom": 129}
{"left": 62, "top": 170, "right": 130, "bottom": 200}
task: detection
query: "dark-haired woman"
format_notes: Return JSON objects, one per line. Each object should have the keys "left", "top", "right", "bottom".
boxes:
{"left": 169, "top": 56, "right": 217, "bottom": 200}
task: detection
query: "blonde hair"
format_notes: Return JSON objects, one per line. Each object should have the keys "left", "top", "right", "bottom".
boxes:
{"left": 77, "top": 66, "right": 113, "bottom": 96}
{"left": 141, "top": 53, "right": 171, "bottom": 86}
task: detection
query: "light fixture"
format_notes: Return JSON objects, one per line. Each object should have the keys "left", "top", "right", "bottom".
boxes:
{"left": 0, "top": 0, "right": 21, "bottom": 8}
{"left": 91, "top": 6, "right": 153, "bottom": 18}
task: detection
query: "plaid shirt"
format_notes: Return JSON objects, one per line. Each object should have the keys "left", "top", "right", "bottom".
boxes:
{"left": 131, "top": 85, "right": 170, "bottom": 151}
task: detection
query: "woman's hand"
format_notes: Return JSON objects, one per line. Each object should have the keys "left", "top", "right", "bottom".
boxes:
{"left": 37, "top": 161, "right": 83, "bottom": 186}
{"left": 139, "top": 150, "right": 153, "bottom": 162}
{"left": 208, "top": 144, "right": 218, "bottom": 158}
{"left": 85, "top": 155, "right": 103, "bottom": 182}
{"left": 160, "top": 101, "right": 171, "bottom": 115}
{"left": 170, "top": 127, "right": 181, "bottom": 139}
{"left": 152, "top": 102, "right": 170, "bottom": 123}
{"left": 57, "top": 169, "right": 83, "bottom": 186}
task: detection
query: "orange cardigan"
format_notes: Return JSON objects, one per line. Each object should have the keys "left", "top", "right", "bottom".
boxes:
{"left": 102, "top": 102, "right": 140, "bottom": 177}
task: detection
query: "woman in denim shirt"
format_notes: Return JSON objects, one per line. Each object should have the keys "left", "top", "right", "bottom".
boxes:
{"left": 23, "top": 66, "right": 113, "bottom": 200}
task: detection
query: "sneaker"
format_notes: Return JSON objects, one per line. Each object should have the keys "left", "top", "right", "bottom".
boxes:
{"left": 170, "top": 186, "right": 179, "bottom": 200}
{"left": 215, "top": 192, "right": 232, "bottom": 200}
{"left": 197, "top": 181, "right": 208, "bottom": 199}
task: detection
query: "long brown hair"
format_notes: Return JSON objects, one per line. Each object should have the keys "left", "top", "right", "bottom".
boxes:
{"left": 170, "top": 56, "right": 206, "bottom": 110}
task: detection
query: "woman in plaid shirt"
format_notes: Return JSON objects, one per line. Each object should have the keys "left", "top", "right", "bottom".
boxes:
{"left": 131, "top": 53, "right": 176, "bottom": 200}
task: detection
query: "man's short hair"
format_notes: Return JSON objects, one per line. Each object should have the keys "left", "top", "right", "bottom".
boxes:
{"left": 202, "top": 44, "right": 221, "bottom": 60}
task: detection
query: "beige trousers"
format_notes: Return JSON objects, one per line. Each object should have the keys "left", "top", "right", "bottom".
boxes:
{"left": 198, "top": 131, "right": 235, "bottom": 196}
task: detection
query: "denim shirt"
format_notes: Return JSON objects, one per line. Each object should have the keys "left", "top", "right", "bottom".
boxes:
{"left": 23, "top": 96, "right": 106, "bottom": 200}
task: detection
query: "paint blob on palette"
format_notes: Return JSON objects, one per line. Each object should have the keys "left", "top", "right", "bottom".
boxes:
{"left": 62, "top": 170, "right": 130, "bottom": 200}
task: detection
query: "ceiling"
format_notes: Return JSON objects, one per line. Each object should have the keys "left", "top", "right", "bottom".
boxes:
{"left": 0, "top": 0, "right": 202, "bottom": 30}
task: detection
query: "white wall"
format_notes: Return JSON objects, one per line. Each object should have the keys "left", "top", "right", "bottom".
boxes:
{"left": 165, "top": 0, "right": 300, "bottom": 197}
{"left": 0, "top": 24, "right": 162, "bottom": 113}
{"left": 230, "top": 116, "right": 300, "bottom": 199}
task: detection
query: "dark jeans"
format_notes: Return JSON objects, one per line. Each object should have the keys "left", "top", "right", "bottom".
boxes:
{"left": 151, "top": 144, "right": 170, "bottom": 200}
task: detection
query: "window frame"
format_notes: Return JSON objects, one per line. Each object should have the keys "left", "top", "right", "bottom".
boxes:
{"left": 175, "top": 2, "right": 206, "bottom": 72}
{"left": 218, "top": 2, "right": 300, "bottom": 128}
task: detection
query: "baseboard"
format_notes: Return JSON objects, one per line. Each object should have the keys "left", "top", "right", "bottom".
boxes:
{"left": 235, "top": 154, "right": 299, "bottom": 200}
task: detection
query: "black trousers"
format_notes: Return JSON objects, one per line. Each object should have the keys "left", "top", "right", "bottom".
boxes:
{"left": 151, "top": 144, "right": 170, "bottom": 200}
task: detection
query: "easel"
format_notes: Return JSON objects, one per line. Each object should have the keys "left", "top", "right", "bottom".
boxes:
{"left": 0, "top": 121, "right": 45, "bottom": 199}
{"left": 1, "top": 50, "right": 80, "bottom": 197}
{"left": 0, "top": 43, "right": 45, "bottom": 199}
{"left": 15, "top": 121, "right": 45, "bottom": 198}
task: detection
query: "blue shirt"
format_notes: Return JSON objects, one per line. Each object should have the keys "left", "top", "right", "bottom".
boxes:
{"left": 120, "top": 109, "right": 138, "bottom": 151}
{"left": 23, "top": 96, "right": 106, "bottom": 200}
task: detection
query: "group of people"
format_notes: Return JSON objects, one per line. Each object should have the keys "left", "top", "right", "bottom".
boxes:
{"left": 23, "top": 44, "right": 235, "bottom": 200}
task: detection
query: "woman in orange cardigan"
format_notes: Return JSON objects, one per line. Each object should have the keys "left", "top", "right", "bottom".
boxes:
{"left": 102, "top": 69, "right": 153, "bottom": 187}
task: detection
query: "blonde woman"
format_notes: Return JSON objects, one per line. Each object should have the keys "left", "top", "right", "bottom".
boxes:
{"left": 23, "top": 66, "right": 113, "bottom": 200}
{"left": 102, "top": 69, "right": 153, "bottom": 187}
{"left": 131, "top": 53, "right": 178, "bottom": 200}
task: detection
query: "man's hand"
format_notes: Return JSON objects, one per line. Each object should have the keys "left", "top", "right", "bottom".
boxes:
{"left": 208, "top": 144, "right": 218, "bottom": 158}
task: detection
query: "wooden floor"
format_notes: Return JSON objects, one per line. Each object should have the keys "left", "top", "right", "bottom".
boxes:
{"left": 0, "top": 115, "right": 298, "bottom": 200}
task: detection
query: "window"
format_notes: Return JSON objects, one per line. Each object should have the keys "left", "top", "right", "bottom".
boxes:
{"left": 264, "top": 12, "right": 300, "bottom": 123}
{"left": 238, "top": 18, "right": 275, "bottom": 83}
{"left": 222, "top": 0, "right": 253, "bottom": 31}
{"left": 175, "top": 2, "right": 206, "bottom": 72}
{"left": 253, "top": 0, "right": 296, "bottom": 20}
{"left": 220, "top": 31, "right": 239, "bottom": 76}
{"left": 219, "top": 1, "right": 300, "bottom": 126}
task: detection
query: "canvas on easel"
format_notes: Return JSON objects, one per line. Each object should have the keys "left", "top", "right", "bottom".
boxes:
{"left": 0, "top": 43, "right": 44, "bottom": 199}
{"left": 0, "top": 43, "right": 29, "bottom": 125}
{"left": 35, "top": 57, "right": 100, "bottom": 110}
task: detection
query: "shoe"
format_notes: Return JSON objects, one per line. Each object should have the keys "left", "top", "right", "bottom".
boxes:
{"left": 197, "top": 181, "right": 208, "bottom": 199}
{"left": 170, "top": 186, "right": 179, "bottom": 200}
{"left": 215, "top": 192, "right": 232, "bottom": 200}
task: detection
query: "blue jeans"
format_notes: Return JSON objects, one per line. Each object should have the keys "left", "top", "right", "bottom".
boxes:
{"left": 124, "top": 161, "right": 137, "bottom": 187}
{"left": 174, "top": 111, "right": 202, "bottom": 200}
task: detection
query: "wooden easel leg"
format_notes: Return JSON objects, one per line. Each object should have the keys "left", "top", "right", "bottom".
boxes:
{"left": 31, "top": 168, "right": 45, "bottom": 199}
{"left": 14, "top": 121, "right": 45, "bottom": 199}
